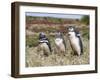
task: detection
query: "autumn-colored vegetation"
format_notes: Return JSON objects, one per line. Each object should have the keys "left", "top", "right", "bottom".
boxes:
{"left": 25, "top": 15, "right": 89, "bottom": 67}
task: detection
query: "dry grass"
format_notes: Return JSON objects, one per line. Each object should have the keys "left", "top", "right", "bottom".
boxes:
{"left": 25, "top": 35, "right": 89, "bottom": 67}
{"left": 25, "top": 16, "right": 89, "bottom": 67}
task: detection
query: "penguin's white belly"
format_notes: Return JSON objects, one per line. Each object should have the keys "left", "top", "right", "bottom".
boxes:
{"left": 40, "top": 43, "right": 50, "bottom": 52}
{"left": 55, "top": 38, "right": 65, "bottom": 52}
{"left": 69, "top": 37, "right": 80, "bottom": 53}
{"left": 55, "top": 38, "right": 63, "bottom": 46}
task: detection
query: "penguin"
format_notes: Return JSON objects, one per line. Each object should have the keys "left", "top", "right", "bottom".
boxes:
{"left": 38, "top": 32, "right": 52, "bottom": 56}
{"left": 54, "top": 31, "right": 66, "bottom": 55}
{"left": 67, "top": 26, "right": 83, "bottom": 56}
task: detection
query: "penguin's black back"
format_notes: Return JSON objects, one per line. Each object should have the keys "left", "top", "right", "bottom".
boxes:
{"left": 79, "top": 37, "right": 83, "bottom": 53}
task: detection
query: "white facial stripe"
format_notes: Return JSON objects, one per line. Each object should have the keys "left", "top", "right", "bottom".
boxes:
{"left": 68, "top": 27, "right": 75, "bottom": 32}
{"left": 69, "top": 28, "right": 74, "bottom": 32}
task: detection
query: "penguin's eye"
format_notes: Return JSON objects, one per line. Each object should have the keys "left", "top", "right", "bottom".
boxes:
{"left": 68, "top": 34, "right": 70, "bottom": 36}
{"left": 68, "top": 33, "right": 71, "bottom": 36}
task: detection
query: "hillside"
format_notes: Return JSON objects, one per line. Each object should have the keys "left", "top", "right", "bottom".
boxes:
{"left": 25, "top": 16, "right": 89, "bottom": 67}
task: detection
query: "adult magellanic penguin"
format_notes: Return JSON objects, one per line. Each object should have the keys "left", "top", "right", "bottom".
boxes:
{"left": 67, "top": 26, "right": 83, "bottom": 56}
{"left": 54, "top": 31, "right": 66, "bottom": 55}
{"left": 38, "top": 32, "right": 52, "bottom": 56}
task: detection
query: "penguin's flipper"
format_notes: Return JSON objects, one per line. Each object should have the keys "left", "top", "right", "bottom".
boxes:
{"left": 75, "top": 29, "right": 83, "bottom": 54}
{"left": 63, "top": 38, "right": 66, "bottom": 49}
{"left": 79, "top": 37, "right": 83, "bottom": 54}
{"left": 46, "top": 38, "right": 52, "bottom": 52}
{"left": 61, "top": 33, "right": 66, "bottom": 49}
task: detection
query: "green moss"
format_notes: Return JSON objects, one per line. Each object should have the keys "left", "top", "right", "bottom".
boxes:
{"left": 26, "top": 35, "right": 39, "bottom": 47}
{"left": 82, "top": 28, "right": 89, "bottom": 39}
